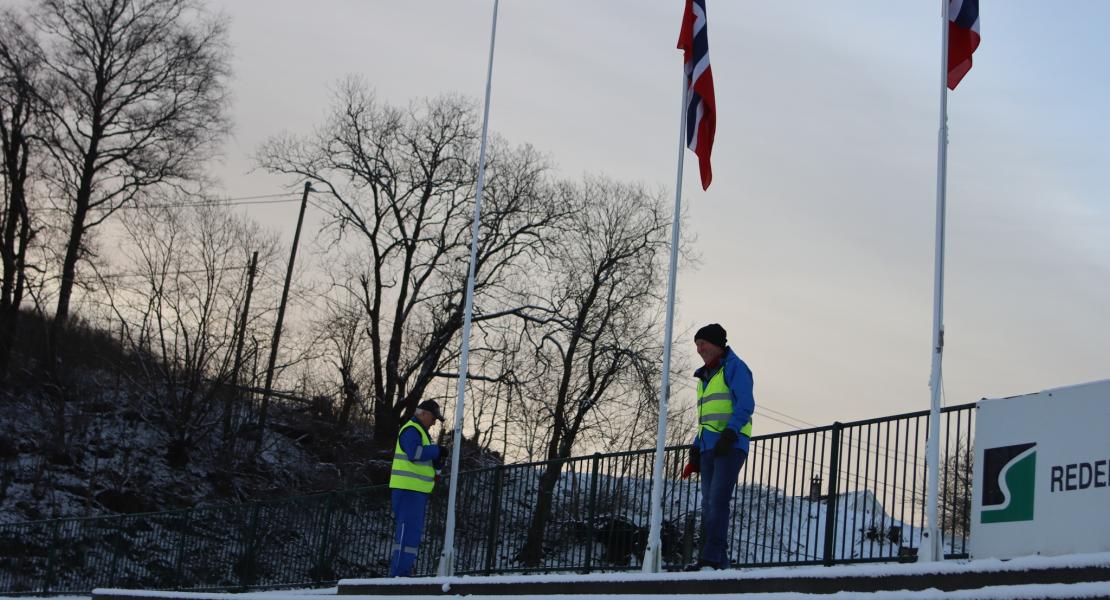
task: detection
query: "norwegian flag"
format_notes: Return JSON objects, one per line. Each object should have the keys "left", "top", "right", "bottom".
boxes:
{"left": 947, "top": 0, "right": 981, "bottom": 90}
{"left": 677, "top": 0, "right": 716, "bottom": 190}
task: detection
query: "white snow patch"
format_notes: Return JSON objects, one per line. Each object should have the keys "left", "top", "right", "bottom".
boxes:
{"left": 333, "top": 582, "right": 1110, "bottom": 599}
{"left": 342, "top": 550, "right": 1110, "bottom": 586}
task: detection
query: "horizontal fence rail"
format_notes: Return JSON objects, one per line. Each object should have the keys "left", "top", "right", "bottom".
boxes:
{"left": 0, "top": 404, "right": 975, "bottom": 593}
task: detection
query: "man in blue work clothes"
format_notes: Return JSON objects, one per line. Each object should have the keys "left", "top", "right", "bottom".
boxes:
{"left": 681, "top": 323, "right": 754, "bottom": 571}
{"left": 388, "top": 400, "right": 446, "bottom": 577}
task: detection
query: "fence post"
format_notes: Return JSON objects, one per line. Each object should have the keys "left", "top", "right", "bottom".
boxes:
{"left": 583, "top": 454, "right": 601, "bottom": 573}
{"left": 107, "top": 519, "right": 124, "bottom": 588}
{"left": 822, "top": 423, "right": 842, "bottom": 567}
{"left": 483, "top": 466, "right": 505, "bottom": 575}
{"left": 315, "top": 493, "right": 337, "bottom": 582}
{"left": 241, "top": 503, "right": 262, "bottom": 587}
{"left": 173, "top": 512, "right": 189, "bottom": 587}
{"left": 42, "top": 520, "right": 62, "bottom": 594}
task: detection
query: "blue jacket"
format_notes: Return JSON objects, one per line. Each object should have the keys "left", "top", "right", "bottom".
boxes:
{"left": 692, "top": 346, "right": 755, "bottom": 455}
{"left": 398, "top": 419, "right": 443, "bottom": 468}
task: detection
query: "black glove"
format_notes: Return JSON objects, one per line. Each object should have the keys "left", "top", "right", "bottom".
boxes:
{"left": 714, "top": 428, "right": 738, "bottom": 456}
{"left": 689, "top": 444, "right": 701, "bottom": 468}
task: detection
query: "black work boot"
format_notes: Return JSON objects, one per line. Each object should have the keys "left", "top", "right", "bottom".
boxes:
{"left": 683, "top": 559, "right": 716, "bottom": 572}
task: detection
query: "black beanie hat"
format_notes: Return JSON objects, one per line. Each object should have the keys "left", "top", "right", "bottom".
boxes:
{"left": 417, "top": 400, "right": 446, "bottom": 422}
{"left": 694, "top": 323, "right": 727, "bottom": 349}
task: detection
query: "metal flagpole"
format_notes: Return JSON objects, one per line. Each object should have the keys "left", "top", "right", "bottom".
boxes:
{"left": 922, "top": 0, "right": 949, "bottom": 564}
{"left": 642, "top": 71, "right": 689, "bottom": 574}
{"left": 438, "top": 0, "right": 500, "bottom": 577}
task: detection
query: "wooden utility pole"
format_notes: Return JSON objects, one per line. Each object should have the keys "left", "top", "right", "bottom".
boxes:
{"left": 256, "top": 182, "right": 312, "bottom": 454}
{"left": 224, "top": 250, "right": 259, "bottom": 448}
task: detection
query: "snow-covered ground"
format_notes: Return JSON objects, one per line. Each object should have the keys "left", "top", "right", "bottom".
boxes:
{"left": 71, "top": 552, "right": 1110, "bottom": 599}
{"left": 347, "top": 550, "right": 1110, "bottom": 585}
{"left": 53, "top": 585, "right": 1110, "bottom": 600}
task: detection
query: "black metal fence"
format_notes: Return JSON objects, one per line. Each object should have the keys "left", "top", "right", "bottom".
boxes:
{"left": 0, "top": 403, "right": 974, "bottom": 593}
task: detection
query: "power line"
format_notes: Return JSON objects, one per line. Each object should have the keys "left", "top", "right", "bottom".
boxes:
{"left": 760, "top": 405, "right": 818, "bottom": 428}
{"left": 92, "top": 264, "right": 254, "bottom": 280}
{"left": 36, "top": 192, "right": 305, "bottom": 212}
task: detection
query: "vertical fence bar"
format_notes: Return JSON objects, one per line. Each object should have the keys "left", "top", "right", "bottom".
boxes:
{"left": 241, "top": 503, "right": 261, "bottom": 587}
{"left": 911, "top": 415, "right": 922, "bottom": 553}
{"left": 107, "top": 518, "right": 123, "bottom": 588}
{"left": 815, "top": 429, "right": 827, "bottom": 561}
{"left": 777, "top": 434, "right": 785, "bottom": 561}
{"left": 793, "top": 434, "right": 805, "bottom": 561}
{"left": 863, "top": 424, "right": 873, "bottom": 558}
{"left": 586, "top": 457, "right": 598, "bottom": 572}
{"left": 315, "top": 493, "right": 336, "bottom": 582}
{"left": 173, "top": 511, "right": 188, "bottom": 587}
{"left": 822, "top": 422, "right": 842, "bottom": 566}
{"left": 942, "top": 409, "right": 952, "bottom": 556}
{"left": 740, "top": 441, "right": 755, "bottom": 563}
{"left": 483, "top": 465, "right": 505, "bottom": 575}
{"left": 962, "top": 407, "right": 973, "bottom": 556}
{"left": 43, "top": 519, "right": 61, "bottom": 593}
{"left": 890, "top": 421, "right": 900, "bottom": 557}
{"left": 896, "top": 418, "right": 909, "bottom": 559}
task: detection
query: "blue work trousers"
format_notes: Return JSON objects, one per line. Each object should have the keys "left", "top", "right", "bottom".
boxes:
{"left": 389, "top": 488, "right": 429, "bottom": 577}
{"left": 699, "top": 446, "right": 748, "bottom": 569}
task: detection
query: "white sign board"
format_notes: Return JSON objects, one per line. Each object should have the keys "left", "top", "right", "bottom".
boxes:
{"left": 971, "top": 379, "right": 1110, "bottom": 559}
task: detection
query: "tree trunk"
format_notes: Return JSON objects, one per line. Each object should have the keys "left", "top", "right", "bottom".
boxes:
{"left": 373, "top": 398, "right": 403, "bottom": 451}
{"left": 49, "top": 145, "right": 97, "bottom": 354}
{"left": 0, "top": 212, "right": 26, "bottom": 381}
{"left": 337, "top": 366, "right": 357, "bottom": 429}
{"left": 0, "top": 103, "right": 32, "bottom": 383}
{"left": 519, "top": 463, "right": 564, "bottom": 566}
{"left": 0, "top": 307, "right": 15, "bottom": 381}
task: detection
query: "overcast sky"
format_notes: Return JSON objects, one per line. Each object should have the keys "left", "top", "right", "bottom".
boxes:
{"left": 202, "top": 0, "right": 1110, "bottom": 435}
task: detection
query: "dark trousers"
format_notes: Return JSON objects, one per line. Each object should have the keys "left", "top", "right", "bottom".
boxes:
{"left": 699, "top": 447, "right": 747, "bottom": 568}
{"left": 388, "top": 488, "right": 429, "bottom": 577}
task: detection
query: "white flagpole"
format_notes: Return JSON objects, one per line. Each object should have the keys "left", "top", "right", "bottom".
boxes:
{"left": 438, "top": 0, "right": 500, "bottom": 577}
{"left": 922, "top": 0, "right": 949, "bottom": 564}
{"left": 642, "top": 71, "right": 689, "bottom": 574}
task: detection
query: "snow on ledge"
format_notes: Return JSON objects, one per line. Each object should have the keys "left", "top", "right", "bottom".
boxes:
{"left": 339, "top": 551, "right": 1110, "bottom": 586}
{"left": 91, "top": 591, "right": 333, "bottom": 600}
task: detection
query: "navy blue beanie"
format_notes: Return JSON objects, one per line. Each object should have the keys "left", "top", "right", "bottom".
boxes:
{"left": 694, "top": 323, "right": 727, "bottom": 349}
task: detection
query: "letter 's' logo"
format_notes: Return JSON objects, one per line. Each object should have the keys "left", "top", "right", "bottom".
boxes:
{"left": 981, "top": 442, "right": 1036, "bottom": 523}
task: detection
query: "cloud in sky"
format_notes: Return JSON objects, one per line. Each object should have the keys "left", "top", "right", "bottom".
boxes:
{"left": 206, "top": 0, "right": 1110, "bottom": 432}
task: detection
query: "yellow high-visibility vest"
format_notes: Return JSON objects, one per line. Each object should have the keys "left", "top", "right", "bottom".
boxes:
{"left": 389, "top": 421, "right": 435, "bottom": 493}
{"left": 697, "top": 367, "right": 753, "bottom": 438}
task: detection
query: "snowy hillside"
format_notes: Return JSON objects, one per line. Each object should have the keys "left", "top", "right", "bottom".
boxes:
{"left": 1, "top": 455, "right": 935, "bottom": 593}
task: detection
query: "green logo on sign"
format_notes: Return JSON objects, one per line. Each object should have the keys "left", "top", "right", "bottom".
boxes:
{"left": 981, "top": 443, "right": 1036, "bottom": 524}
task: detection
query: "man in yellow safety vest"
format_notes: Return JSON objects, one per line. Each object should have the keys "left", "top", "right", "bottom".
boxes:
{"left": 681, "top": 323, "right": 754, "bottom": 571}
{"left": 388, "top": 400, "right": 445, "bottom": 577}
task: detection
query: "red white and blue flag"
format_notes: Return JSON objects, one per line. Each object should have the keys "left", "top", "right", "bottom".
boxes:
{"left": 678, "top": 0, "right": 716, "bottom": 190}
{"left": 947, "top": 0, "right": 981, "bottom": 90}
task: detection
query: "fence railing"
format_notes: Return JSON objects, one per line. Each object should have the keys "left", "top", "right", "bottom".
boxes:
{"left": 0, "top": 403, "right": 975, "bottom": 593}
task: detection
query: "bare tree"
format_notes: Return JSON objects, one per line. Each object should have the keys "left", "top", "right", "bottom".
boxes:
{"left": 31, "top": 0, "right": 231, "bottom": 349}
{"left": 107, "top": 198, "right": 279, "bottom": 469}
{"left": 911, "top": 436, "right": 973, "bottom": 544}
{"left": 0, "top": 8, "right": 45, "bottom": 381}
{"left": 312, "top": 294, "right": 370, "bottom": 431}
{"left": 464, "top": 320, "right": 525, "bottom": 455}
{"left": 257, "top": 80, "right": 566, "bottom": 449}
{"left": 941, "top": 437, "right": 973, "bottom": 540}
{"left": 515, "top": 177, "right": 671, "bottom": 566}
